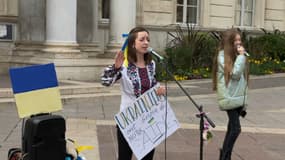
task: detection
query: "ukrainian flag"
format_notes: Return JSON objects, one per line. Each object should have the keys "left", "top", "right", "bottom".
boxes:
{"left": 9, "top": 63, "right": 62, "bottom": 118}
{"left": 121, "top": 33, "right": 129, "bottom": 67}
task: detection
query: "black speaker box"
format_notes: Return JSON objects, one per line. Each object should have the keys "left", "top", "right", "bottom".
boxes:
{"left": 22, "top": 114, "right": 66, "bottom": 160}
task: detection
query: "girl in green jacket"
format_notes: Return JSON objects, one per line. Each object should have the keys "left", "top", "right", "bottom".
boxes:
{"left": 212, "top": 28, "right": 249, "bottom": 160}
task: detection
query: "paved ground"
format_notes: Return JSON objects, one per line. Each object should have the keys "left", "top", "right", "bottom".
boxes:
{"left": 1, "top": 73, "right": 285, "bottom": 160}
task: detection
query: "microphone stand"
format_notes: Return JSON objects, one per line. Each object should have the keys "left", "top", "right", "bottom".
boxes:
{"left": 156, "top": 57, "right": 216, "bottom": 160}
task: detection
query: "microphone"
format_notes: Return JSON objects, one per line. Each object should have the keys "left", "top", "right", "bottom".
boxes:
{"left": 147, "top": 47, "right": 164, "bottom": 61}
{"left": 244, "top": 51, "right": 250, "bottom": 57}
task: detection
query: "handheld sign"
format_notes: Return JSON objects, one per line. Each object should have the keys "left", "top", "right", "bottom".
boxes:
{"left": 115, "top": 85, "right": 180, "bottom": 159}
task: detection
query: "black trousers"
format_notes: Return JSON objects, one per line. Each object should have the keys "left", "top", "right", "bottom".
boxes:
{"left": 220, "top": 107, "right": 242, "bottom": 160}
{"left": 117, "top": 126, "right": 155, "bottom": 160}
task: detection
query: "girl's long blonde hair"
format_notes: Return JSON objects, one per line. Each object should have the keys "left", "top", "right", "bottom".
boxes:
{"left": 212, "top": 28, "right": 249, "bottom": 91}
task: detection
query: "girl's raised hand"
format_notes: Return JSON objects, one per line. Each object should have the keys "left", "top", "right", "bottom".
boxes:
{"left": 114, "top": 51, "right": 125, "bottom": 69}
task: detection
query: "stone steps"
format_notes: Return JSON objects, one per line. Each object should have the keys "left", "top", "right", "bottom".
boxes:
{"left": 0, "top": 82, "right": 121, "bottom": 104}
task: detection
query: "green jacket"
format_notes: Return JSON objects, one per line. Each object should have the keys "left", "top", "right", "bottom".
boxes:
{"left": 217, "top": 50, "right": 248, "bottom": 110}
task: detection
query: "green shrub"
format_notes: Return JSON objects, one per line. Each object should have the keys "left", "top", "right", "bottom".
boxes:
{"left": 158, "top": 24, "right": 217, "bottom": 80}
{"left": 156, "top": 27, "right": 285, "bottom": 81}
{"left": 250, "top": 29, "right": 285, "bottom": 61}
{"left": 249, "top": 57, "right": 285, "bottom": 75}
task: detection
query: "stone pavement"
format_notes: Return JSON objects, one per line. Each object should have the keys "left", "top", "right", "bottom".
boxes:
{"left": 1, "top": 73, "right": 285, "bottom": 160}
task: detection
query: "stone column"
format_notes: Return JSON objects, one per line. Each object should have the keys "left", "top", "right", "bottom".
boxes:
{"left": 46, "top": 0, "right": 77, "bottom": 44}
{"left": 105, "top": 0, "right": 136, "bottom": 56}
{"left": 44, "top": 0, "right": 88, "bottom": 80}
{"left": 44, "top": 0, "right": 85, "bottom": 59}
{"left": 88, "top": 0, "right": 102, "bottom": 57}
{"left": 92, "top": 0, "right": 100, "bottom": 43}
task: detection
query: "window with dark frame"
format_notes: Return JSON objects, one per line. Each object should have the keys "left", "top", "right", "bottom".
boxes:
{"left": 176, "top": 0, "right": 199, "bottom": 24}
{"left": 0, "top": 24, "right": 13, "bottom": 41}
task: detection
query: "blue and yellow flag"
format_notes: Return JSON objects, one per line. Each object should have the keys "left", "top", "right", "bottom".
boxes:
{"left": 121, "top": 33, "right": 129, "bottom": 67}
{"left": 9, "top": 63, "right": 62, "bottom": 118}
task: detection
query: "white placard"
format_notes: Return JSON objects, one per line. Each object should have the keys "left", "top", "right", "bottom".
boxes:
{"left": 114, "top": 85, "right": 180, "bottom": 160}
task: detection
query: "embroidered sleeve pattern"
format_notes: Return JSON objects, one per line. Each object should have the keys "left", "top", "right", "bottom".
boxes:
{"left": 149, "top": 61, "right": 157, "bottom": 87}
{"left": 101, "top": 64, "right": 122, "bottom": 86}
{"left": 127, "top": 63, "right": 141, "bottom": 97}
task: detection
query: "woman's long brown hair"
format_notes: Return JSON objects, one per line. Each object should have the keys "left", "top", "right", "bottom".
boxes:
{"left": 212, "top": 28, "right": 249, "bottom": 91}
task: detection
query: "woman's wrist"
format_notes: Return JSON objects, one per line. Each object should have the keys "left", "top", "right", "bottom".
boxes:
{"left": 114, "top": 64, "right": 122, "bottom": 71}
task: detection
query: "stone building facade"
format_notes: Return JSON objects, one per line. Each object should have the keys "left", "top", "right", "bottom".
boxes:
{"left": 0, "top": 0, "right": 285, "bottom": 80}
